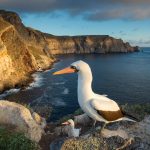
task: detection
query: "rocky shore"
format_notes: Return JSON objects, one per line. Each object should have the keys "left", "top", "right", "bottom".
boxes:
{"left": 0, "top": 10, "right": 139, "bottom": 93}
{"left": 42, "top": 103, "right": 150, "bottom": 150}
{"left": 0, "top": 100, "right": 150, "bottom": 150}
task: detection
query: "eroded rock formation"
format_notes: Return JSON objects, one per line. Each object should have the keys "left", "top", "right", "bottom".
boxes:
{"left": 0, "top": 10, "right": 54, "bottom": 92}
{"left": 46, "top": 35, "right": 138, "bottom": 54}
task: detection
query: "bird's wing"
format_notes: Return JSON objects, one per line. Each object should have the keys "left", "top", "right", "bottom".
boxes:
{"left": 90, "top": 98, "right": 123, "bottom": 121}
{"left": 90, "top": 98, "right": 120, "bottom": 111}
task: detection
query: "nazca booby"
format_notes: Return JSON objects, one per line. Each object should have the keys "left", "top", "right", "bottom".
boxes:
{"left": 62, "top": 119, "right": 81, "bottom": 137}
{"left": 53, "top": 60, "right": 137, "bottom": 129}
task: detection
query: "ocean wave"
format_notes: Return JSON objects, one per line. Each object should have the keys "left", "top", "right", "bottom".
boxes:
{"left": 51, "top": 97, "right": 66, "bottom": 106}
{"left": 31, "top": 94, "right": 66, "bottom": 107}
{"left": 0, "top": 88, "right": 20, "bottom": 99}
{"left": 26, "top": 73, "right": 44, "bottom": 90}
{"left": 52, "top": 82, "right": 65, "bottom": 85}
{"left": 61, "top": 88, "right": 69, "bottom": 95}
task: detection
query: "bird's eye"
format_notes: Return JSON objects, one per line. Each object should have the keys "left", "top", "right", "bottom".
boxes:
{"left": 71, "top": 66, "right": 76, "bottom": 69}
{"left": 71, "top": 66, "right": 79, "bottom": 72}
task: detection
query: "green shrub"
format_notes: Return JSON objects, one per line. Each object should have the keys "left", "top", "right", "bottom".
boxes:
{"left": 0, "top": 126, "right": 40, "bottom": 150}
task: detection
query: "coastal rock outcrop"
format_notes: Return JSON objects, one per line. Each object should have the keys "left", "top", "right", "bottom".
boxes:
{"left": 0, "top": 100, "right": 46, "bottom": 142}
{"left": 60, "top": 115, "right": 150, "bottom": 150}
{"left": 46, "top": 35, "right": 138, "bottom": 54}
{"left": 0, "top": 10, "right": 55, "bottom": 92}
{"left": 46, "top": 104, "right": 150, "bottom": 150}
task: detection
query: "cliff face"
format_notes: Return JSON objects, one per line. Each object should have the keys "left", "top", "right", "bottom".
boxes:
{"left": 0, "top": 10, "right": 138, "bottom": 92}
{"left": 0, "top": 10, "right": 54, "bottom": 92}
{"left": 46, "top": 35, "right": 138, "bottom": 54}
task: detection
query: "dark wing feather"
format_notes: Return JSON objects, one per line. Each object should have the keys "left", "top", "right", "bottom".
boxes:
{"left": 120, "top": 106, "right": 139, "bottom": 122}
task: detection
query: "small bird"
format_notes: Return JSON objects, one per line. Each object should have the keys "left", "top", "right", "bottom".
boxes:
{"left": 62, "top": 119, "right": 81, "bottom": 137}
{"left": 53, "top": 60, "right": 137, "bottom": 130}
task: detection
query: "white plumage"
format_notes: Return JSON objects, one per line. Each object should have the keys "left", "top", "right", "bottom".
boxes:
{"left": 62, "top": 119, "right": 81, "bottom": 137}
{"left": 54, "top": 60, "right": 136, "bottom": 125}
{"left": 71, "top": 60, "right": 136, "bottom": 123}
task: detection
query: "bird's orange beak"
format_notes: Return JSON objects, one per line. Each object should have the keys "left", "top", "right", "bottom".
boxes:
{"left": 53, "top": 67, "right": 75, "bottom": 75}
{"left": 61, "top": 121, "right": 70, "bottom": 125}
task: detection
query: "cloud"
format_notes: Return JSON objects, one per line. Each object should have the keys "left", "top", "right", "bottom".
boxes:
{"left": 128, "top": 39, "right": 150, "bottom": 46}
{"left": 86, "top": 6, "right": 150, "bottom": 21}
{"left": 138, "top": 39, "right": 150, "bottom": 45}
{"left": 0, "top": 0, "right": 150, "bottom": 21}
{"left": 142, "top": 40, "right": 150, "bottom": 44}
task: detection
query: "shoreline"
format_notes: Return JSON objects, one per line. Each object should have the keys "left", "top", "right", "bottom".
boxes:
{"left": 0, "top": 59, "right": 59, "bottom": 101}
{"left": 0, "top": 50, "right": 141, "bottom": 99}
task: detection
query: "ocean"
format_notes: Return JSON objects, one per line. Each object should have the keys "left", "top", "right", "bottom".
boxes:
{"left": 1, "top": 48, "right": 150, "bottom": 121}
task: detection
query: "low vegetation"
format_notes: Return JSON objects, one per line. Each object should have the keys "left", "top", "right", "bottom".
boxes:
{"left": 0, "top": 126, "right": 40, "bottom": 150}
{"left": 121, "top": 103, "right": 150, "bottom": 120}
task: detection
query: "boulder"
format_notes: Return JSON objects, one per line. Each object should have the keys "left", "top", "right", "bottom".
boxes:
{"left": 32, "top": 112, "right": 46, "bottom": 129}
{"left": 0, "top": 100, "right": 46, "bottom": 142}
{"left": 74, "top": 113, "right": 91, "bottom": 125}
{"left": 127, "top": 115, "right": 150, "bottom": 145}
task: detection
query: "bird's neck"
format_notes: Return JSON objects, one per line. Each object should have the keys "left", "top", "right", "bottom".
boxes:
{"left": 78, "top": 70, "right": 94, "bottom": 102}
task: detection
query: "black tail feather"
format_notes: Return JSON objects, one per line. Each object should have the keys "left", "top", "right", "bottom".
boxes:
{"left": 121, "top": 108, "right": 139, "bottom": 122}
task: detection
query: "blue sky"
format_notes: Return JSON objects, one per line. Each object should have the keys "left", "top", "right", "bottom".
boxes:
{"left": 1, "top": 0, "right": 150, "bottom": 47}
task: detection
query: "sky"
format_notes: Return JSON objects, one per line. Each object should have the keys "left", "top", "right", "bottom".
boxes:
{"left": 0, "top": 0, "right": 150, "bottom": 47}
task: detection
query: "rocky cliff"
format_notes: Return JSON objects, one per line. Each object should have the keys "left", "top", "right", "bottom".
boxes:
{"left": 0, "top": 10, "right": 138, "bottom": 92}
{"left": 46, "top": 35, "right": 138, "bottom": 54}
{"left": 0, "top": 10, "right": 54, "bottom": 92}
